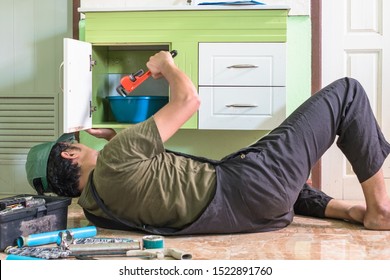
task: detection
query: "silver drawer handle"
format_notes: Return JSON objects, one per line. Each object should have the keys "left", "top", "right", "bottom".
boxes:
{"left": 226, "top": 104, "right": 258, "bottom": 108}
{"left": 227, "top": 64, "right": 259, "bottom": 69}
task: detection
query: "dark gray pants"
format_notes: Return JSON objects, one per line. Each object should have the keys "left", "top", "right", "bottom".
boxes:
{"left": 221, "top": 77, "right": 390, "bottom": 221}
{"left": 255, "top": 77, "right": 390, "bottom": 184}
{"left": 177, "top": 77, "right": 390, "bottom": 235}
{"left": 190, "top": 77, "right": 390, "bottom": 234}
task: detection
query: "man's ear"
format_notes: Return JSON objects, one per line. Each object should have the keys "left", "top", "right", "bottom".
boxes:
{"left": 60, "top": 149, "right": 80, "bottom": 160}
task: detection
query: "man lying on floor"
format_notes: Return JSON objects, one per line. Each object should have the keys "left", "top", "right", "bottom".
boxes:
{"left": 26, "top": 51, "right": 390, "bottom": 235}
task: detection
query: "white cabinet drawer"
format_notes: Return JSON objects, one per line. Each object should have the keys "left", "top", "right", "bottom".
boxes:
{"left": 199, "top": 87, "right": 286, "bottom": 130}
{"left": 199, "top": 43, "right": 286, "bottom": 87}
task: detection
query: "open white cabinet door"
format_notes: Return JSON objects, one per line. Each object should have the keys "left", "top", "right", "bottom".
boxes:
{"left": 62, "top": 38, "right": 93, "bottom": 133}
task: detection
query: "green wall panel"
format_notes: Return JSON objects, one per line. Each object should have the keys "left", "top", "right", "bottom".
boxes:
{"left": 85, "top": 10, "right": 287, "bottom": 43}
{"left": 286, "top": 16, "right": 311, "bottom": 115}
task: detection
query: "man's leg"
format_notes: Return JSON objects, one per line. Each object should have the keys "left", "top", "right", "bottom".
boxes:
{"left": 324, "top": 199, "right": 366, "bottom": 224}
{"left": 360, "top": 169, "right": 390, "bottom": 230}
{"left": 294, "top": 172, "right": 390, "bottom": 229}
{"left": 293, "top": 183, "right": 364, "bottom": 223}
{"left": 250, "top": 77, "right": 390, "bottom": 229}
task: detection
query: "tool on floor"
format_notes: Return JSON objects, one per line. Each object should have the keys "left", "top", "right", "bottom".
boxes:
{"left": 5, "top": 232, "right": 192, "bottom": 260}
{"left": 125, "top": 235, "right": 192, "bottom": 260}
{"left": 116, "top": 50, "right": 178, "bottom": 97}
{"left": 68, "top": 242, "right": 141, "bottom": 257}
{"left": 5, "top": 237, "right": 140, "bottom": 260}
{"left": 72, "top": 237, "right": 136, "bottom": 245}
{"left": 126, "top": 248, "right": 192, "bottom": 260}
{"left": 142, "top": 235, "right": 164, "bottom": 249}
{"left": 57, "top": 230, "right": 141, "bottom": 255}
{"left": 57, "top": 230, "right": 137, "bottom": 248}
{"left": 5, "top": 254, "right": 45, "bottom": 260}
{"left": 16, "top": 225, "right": 97, "bottom": 247}
{"left": 5, "top": 245, "right": 71, "bottom": 259}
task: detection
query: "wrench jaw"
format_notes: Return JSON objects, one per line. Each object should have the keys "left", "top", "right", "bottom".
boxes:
{"left": 116, "top": 85, "right": 130, "bottom": 97}
{"left": 132, "top": 69, "right": 145, "bottom": 81}
{"left": 117, "top": 71, "right": 151, "bottom": 96}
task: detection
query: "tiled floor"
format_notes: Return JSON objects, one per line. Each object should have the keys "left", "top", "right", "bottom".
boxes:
{"left": 1, "top": 199, "right": 390, "bottom": 260}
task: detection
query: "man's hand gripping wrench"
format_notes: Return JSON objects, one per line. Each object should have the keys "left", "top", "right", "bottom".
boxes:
{"left": 116, "top": 50, "right": 178, "bottom": 97}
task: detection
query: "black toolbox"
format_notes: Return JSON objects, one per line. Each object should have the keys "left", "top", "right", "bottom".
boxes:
{"left": 0, "top": 194, "right": 72, "bottom": 251}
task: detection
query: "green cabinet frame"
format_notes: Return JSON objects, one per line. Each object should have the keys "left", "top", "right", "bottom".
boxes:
{"left": 82, "top": 9, "right": 288, "bottom": 129}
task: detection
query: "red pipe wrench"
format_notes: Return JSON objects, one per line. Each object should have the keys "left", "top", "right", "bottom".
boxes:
{"left": 116, "top": 50, "right": 178, "bottom": 97}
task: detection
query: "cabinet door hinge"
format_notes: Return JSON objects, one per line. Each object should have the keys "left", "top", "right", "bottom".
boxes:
{"left": 90, "top": 101, "right": 97, "bottom": 117}
{"left": 90, "top": 55, "right": 97, "bottom": 71}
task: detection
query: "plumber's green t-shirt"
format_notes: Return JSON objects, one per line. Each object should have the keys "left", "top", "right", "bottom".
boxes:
{"left": 78, "top": 117, "right": 216, "bottom": 229}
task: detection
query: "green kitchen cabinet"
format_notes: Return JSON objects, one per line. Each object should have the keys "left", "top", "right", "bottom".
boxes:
{"left": 65, "top": 6, "right": 288, "bottom": 132}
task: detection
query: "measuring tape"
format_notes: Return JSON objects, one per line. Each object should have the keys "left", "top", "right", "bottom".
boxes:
{"left": 142, "top": 235, "right": 164, "bottom": 250}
